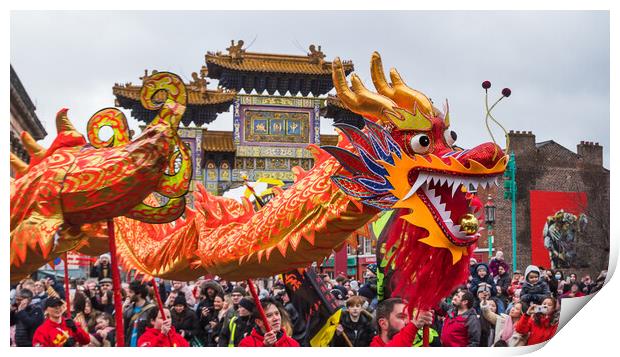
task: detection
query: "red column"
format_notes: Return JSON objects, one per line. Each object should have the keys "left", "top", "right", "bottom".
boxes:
{"left": 334, "top": 245, "right": 348, "bottom": 278}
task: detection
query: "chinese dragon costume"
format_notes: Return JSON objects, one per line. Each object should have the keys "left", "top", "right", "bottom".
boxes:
{"left": 10, "top": 52, "right": 508, "bottom": 312}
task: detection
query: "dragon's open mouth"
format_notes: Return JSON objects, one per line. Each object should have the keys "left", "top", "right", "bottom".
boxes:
{"left": 406, "top": 172, "right": 500, "bottom": 246}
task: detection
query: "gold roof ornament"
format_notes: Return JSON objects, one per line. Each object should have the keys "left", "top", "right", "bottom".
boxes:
{"left": 226, "top": 39, "right": 246, "bottom": 62}
{"left": 308, "top": 44, "right": 326, "bottom": 65}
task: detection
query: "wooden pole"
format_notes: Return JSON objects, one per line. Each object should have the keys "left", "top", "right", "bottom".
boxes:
{"left": 247, "top": 279, "right": 271, "bottom": 332}
{"left": 63, "top": 253, "right": 71, "bottom": 318}
{"left": 341, "top": 329, "right": 354, "bottom": 347}
{"left": 107, "top": 219, "right": 125, "bottom": 347}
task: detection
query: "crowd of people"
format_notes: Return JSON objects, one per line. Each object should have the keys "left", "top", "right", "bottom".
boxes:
{"left": 10, "top": 251, "right": 607, "bottom": 347}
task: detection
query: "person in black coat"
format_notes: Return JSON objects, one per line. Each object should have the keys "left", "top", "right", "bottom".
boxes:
{"left": 11, "top": 289, "right": 44, "bottom": 346}
{"left": 520, "top": 265, "right": 551, "bottom": 309}
{"left": 90, "top": 254, "right": 112, "bottom": 281}
{"left": 331, "top": 296, "right": 376, "bottom": 347}
{"left": 170, "top": 294, "right": 199, "bottom": 344}
{"left": 199, "top": 294, "right": 227, "bottom": 346}
{"left": 218, "top": 298, "right": 255, "bottom": 347}
{"left": 470, "top": 263, "right": 497, "bottom": 298}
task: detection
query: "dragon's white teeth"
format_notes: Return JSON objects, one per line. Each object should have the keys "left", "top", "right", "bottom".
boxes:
{"left": 495, "top": 177, "right": 500, "bottom": 186}
{"left": 404, "top": 173, "right": 428, "bottom": 200}
{"left": 451, "top": 183, "right": 461, "bottom": 197}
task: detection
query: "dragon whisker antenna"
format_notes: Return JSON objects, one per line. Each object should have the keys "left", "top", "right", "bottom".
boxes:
{"left": 482, "top": 81, "right": 512, "bottom": 159}
{"left": 292, "top": 38, "right": 307, "bottom": 55}
{"left": 244, "top": 34, "right": 258, "bottom": 51}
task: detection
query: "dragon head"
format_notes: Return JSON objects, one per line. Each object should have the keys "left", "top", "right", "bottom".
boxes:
{"left": 325, "top": 53, "right": 509, "bottom": 310}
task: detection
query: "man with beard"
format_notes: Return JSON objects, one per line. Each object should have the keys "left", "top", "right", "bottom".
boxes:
{"left": 440, "top": 290, "right": 480, "bottom": 347}
{"left": 123, "top": 281, "right": 156, "bottom": 346}
{"left": 370, "top": 298, "right": 433, "bottom": 346}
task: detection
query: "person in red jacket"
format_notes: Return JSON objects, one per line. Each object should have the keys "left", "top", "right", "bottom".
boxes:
{"left": 514, "top": 296, "right": 559, "bottom": 345}
{"left": 440, "top": 290, "right": 481, "bottom": 347}
{"left": 138, "top": 307, "right": 189, "bottom": 347}
{"left": 369, "top": 297, "right": 433, "bottom": 347}
{"left": 32, "top": 297, "right": 91, "bottom": 347}
{"left": 239, "top": 297, "right": 299, "bottom": 347}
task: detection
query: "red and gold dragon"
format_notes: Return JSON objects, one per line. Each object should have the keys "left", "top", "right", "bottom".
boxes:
{"left": 10, "top": 53, "right": 507, "bottom": 311}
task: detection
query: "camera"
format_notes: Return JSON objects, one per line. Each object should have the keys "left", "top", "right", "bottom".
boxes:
{"left": 63, "top": 337, "right": 76, "bottom": 347}
{"left": 534, "top": 305, "right": 548, "bottom": 314}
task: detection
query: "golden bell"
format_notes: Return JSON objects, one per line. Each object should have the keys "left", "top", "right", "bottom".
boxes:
{"left": 459, "top": 214, "right": 479, "bottom": 235}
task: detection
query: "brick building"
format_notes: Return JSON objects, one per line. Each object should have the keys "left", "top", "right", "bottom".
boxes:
{"left": 477, "top": 131, "right": 609, "bottom": 278}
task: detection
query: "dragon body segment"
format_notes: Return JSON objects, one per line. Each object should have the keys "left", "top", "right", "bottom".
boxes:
{"left": 11, "top": 52, "right": 508, "bottom": 314}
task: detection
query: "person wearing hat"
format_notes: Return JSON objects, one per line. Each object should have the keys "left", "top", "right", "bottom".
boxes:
{"left": 90, "top": 253, "right": 112, "bottom": 280}
{"left": 239, "top": 297, "right": 299, "bottom": 347}
{"left": 219, "top": 286, "right": 247, "bottom": 335}
{"left": 469, "top": 263, "right": 497, "bottom": 299}
{"left": 469, "top": 258, "right": 479, "bottom": 276}
{"left": 507, "top": 270, "right": 523, "bottom": 298}
{"left": 170, "top": 294, "right": 199, "bottom": 344}
{"left": 330, "top": 288, "right": 347, "bottom": 308}
{"left": 12, "top": 288, "right": 44, "bottom": 346}
{"left": 218, "top": 297, "right": 255, "bottom": 347}
{"left": 32, "top": 297, "right": 91, "bottom": 347}
{"left": 91, "top": 278, "right": 114, "bottom": 315}
{"left": 520, "top": 265, "right": 551, "bottom": 309}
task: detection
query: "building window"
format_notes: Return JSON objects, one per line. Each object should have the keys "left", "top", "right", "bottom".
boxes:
{"left": 361, "top": 236, "right": 372, "bottom": 255}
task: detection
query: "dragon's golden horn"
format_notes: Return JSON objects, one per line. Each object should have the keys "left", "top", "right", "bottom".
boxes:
{"left": 10, "top": 152, "right": 28, "bottom": 175}
{"left": 56, "top": 108, "right": 78, "bottom": 133}
{"left": 443, "top": 99, "right": 450, "bottom": 127}
{"left": 331, "top": 57, "right": 400, "bottom": 125}
{"left": 370, "top": 52, "right": 435, "bottom": 118}
{"left": 20, "top": 132, "right": 46, "bottom": 159}
{"left": 370, "top": 52, "right": 396, "bottom": 98}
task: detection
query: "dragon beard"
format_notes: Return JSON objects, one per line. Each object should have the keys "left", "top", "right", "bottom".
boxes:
{"left": 386, "top": 208, "right": 474, "bottom": 314}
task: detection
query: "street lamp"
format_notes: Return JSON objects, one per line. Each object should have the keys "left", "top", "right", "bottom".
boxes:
{"left": 484, "top": 195, "right": 496, "bottom": 258}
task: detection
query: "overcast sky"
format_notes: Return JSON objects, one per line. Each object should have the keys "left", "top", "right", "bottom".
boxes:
{"left": 10, "top": 11, "right": 610, "bottom": 167}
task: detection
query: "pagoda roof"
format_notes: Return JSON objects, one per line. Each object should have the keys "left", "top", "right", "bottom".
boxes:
{"left": 205, "top": 43, "right": 354, "bottom": 96}
{"left": 202, "top": 130, "right": 236, "bottom": 153}
{"left": 113, "top": 83, "right": 236, "bottom": 126}
{"left": 321, "top": 95, "right": 365, "bottom": 129}
{"left": 200, "top": 131, "right": 342, "bottom": 153}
